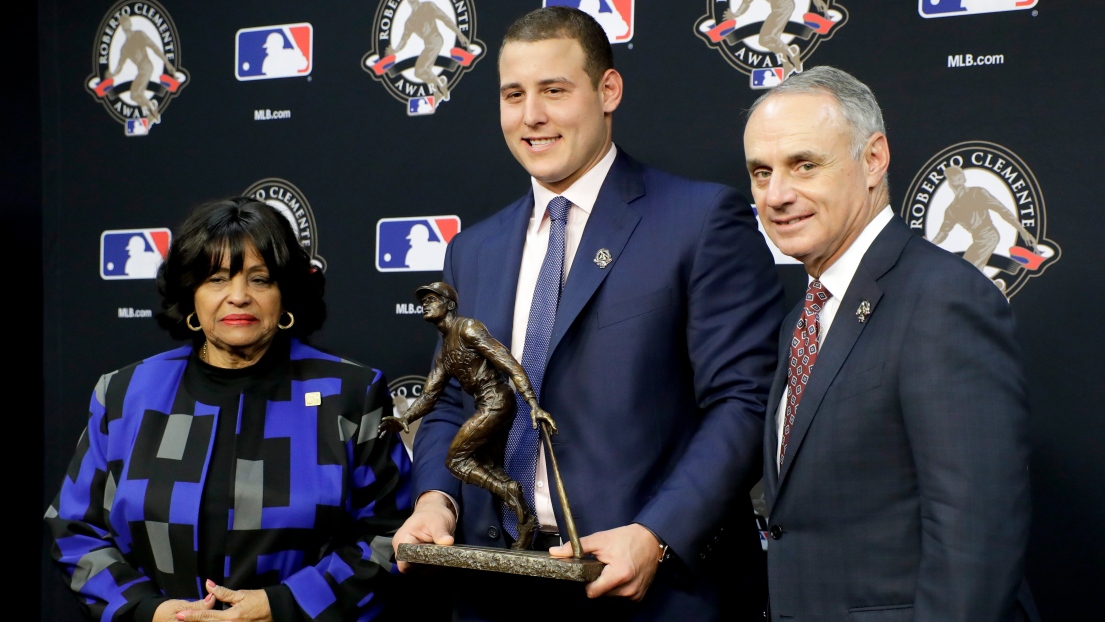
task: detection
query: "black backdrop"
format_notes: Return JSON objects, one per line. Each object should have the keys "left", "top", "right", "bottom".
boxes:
{"left": 37, "top": 1, "right": 1102, "bottom": 619}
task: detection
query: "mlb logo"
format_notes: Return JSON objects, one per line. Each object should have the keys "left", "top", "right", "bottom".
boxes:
{"left": 544, "top": 1, "right": 634, "bottom": 44}
{"left": 125, "top": 118, "right": 149, "bottom": 136}
{"left": 101, "top": 229, "right": 171, "bottom": 280}
{"left": 376, "top": 216, "right": 461, "bottom": 272}
{"left": 408, "top": 97, "right": 436, "bottom": 116}
{"left": 919, "top": 0, "right": 1038, "bottom": 18}
{"left": 751, "top": 68, "right": 785, "bottom": 89}
{"left": 236, "top": 23, "right": 313, "bottom": 81}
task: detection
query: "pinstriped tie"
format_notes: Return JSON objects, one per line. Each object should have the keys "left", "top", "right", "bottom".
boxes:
{"left": 502, "top": 195, "right": 571, "bottom": 542}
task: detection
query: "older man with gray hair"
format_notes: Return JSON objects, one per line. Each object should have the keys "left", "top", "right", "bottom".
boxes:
{"left": 743, "top": 65, "right": 1036, "bottom": 621}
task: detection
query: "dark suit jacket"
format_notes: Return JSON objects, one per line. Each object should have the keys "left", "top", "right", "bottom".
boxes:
{"left": 411, "top": 151, "right": 785, "bottom": 620}
{"left": 763, "top": 216, "right": 1031, "bottom": 622}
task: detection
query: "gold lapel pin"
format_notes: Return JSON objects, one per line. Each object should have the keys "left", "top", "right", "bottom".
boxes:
{"left": 593, "top": 248, "right": 612, "bottom": 269}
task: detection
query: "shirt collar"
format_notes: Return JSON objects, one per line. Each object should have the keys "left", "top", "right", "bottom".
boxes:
{"left": 815, "top": 205, "right": 894, "bottom": 298}
{"left": 529, "top": 143, "right": 618, "bottom": 233}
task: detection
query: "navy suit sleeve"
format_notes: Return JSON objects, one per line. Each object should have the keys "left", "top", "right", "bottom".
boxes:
{"left": 635, "top": 186, "right": 784, "bottom": 564}
{"left": 409, "top": 240, "right": 467, "bottom": 504}
{"left": 901, "top": 266, "right": 1029, "bottom": 621}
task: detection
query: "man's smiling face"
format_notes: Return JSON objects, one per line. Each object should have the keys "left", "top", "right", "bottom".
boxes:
{"left": 743, "top": 91, "right": 883, "bottom": 276}
{"left": 498, "top": 37, "right": 619, "bottom": 194}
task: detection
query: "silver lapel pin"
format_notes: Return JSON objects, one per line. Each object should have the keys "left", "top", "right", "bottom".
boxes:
{"left": 856, "top": 300, "right": 872, "bottom": 323}
{"left": 593, "top": 248, "right": 612, "bottom": 269}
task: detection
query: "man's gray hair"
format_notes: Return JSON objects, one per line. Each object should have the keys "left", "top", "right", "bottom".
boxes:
{"left": 748, "top": 66, "right": 885, "bottom": 160}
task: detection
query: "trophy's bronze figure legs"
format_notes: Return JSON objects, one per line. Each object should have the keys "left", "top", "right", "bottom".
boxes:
{"left": 443, "top": 397, "right": 538, "bottom": 549}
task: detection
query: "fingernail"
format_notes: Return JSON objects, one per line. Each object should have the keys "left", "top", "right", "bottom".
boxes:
{"left": 206, "top": 579, "right": 216, "bottom": 588}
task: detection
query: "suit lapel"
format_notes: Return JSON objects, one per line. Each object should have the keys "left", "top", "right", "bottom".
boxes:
{"left": 775, "top": 217, "right": 913, "bottom": 491}
{"left": 545, "top": 153, "right": 644, "bottom": 362}
{"left": 475, "top": 192, "right": 533, "bottom": 348}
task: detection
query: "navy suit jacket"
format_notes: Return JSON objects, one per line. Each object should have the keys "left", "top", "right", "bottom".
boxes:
{"left": 763, "top": 216, "right": 1031, "bottom": 622}
{"left": 411, "top": 151, "right": 785, "bottom": 620}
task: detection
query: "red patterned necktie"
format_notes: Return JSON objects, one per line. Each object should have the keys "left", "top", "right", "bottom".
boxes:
{"left": 779, "top": 280, "right": 831, "bottom": 470}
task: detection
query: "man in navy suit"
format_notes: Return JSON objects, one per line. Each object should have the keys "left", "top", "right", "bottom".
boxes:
{"left": 391, "top": 6, "right": 784, "bottom": 620}
{"left": 743, "top": 66, "right": 1033, "bottom": 621}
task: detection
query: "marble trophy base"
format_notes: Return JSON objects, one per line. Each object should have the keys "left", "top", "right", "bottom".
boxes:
{"left": 397, "top": 543, "right": 604, "bottom": 582}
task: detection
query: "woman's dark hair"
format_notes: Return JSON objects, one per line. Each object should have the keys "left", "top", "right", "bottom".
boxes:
{"left": 156, "top": 197, "right": 326, "bottom": 340}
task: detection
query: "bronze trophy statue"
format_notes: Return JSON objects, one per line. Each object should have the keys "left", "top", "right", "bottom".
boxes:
{"left": 378, "top": 283, "right": 600, "bottom": 581}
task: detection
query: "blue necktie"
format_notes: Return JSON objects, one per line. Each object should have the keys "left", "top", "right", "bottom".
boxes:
{"left": 502, "top": 195, "right": 571, "bottom": 542}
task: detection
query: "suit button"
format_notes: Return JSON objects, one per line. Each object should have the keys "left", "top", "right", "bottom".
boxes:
{"left": 487, "top": 526, "right": 499, "bottom": 539}
{"left": 769, "top": 525, "right": 784, "bottom": 540}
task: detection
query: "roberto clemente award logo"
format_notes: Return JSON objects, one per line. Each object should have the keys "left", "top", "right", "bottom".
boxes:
{"left": 695, "top": 0, "right": 848, "bottom": 89}
{"left": 243, "top": 179, "right": 327, "bottom": 272}
{"left": 86, "top": 1, "right": 189, "bottom": 136}
{"left": 362, "top": 0, "right": 485, "bottom": 116}
{"left": 902, "top": 141, "right": 1060, "bottom": 298}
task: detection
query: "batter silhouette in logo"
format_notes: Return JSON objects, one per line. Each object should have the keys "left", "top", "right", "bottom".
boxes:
{"left": 931, "top": 165, "right": 1037, "bottom": 279}
{"left": 546, "top": 0, "right": 633, "bottom": 43}
{"left": 98, "top": 15, "right": 182, "bottom": 124}
{"left": 386, "top": 0, "right": 471, "bottom": 102}
{"left": 262, "top": 32, "right": 309, "bottom": 77}
{"left": 404, "top": 224, "right": 447, "bottom": 270}
{"left": 124, "top": 235, "right": 163, "bottom": 278}
{"left": 578, "top": 0, "right": 629, "bottom": 41}
{"left": 725, "top": 0, "right": 827, "bottom": 77}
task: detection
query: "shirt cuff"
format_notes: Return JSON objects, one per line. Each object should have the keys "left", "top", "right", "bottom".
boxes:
{"left": 418, "top": 490, "right": 459, "bottom": 520}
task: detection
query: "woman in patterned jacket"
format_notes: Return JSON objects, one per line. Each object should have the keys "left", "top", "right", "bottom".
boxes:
{"left": 46, "top": 197, "right": 412, "bottom": 622}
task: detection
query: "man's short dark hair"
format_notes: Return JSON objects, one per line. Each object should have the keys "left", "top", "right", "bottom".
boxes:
{"left": 156, "top": 196, "right": 326, "bottom": 340}
{"left": 500, "top": 6, "right": 613, "bottom": 87}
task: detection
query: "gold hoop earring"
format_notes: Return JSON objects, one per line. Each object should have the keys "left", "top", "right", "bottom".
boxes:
{"left": 278, "top": 311, "right": 295, "bottom": 330}
{"left": 186, "top": 312, "right": 203, "bottom": 332}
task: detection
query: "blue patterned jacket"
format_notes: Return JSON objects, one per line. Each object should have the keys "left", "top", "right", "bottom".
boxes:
{"left": 46, "top": 339, "right": 411, "bottom": 622}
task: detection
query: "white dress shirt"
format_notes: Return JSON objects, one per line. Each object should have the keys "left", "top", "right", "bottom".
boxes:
{"left": 775, "top": 206, "right": 894, "bottom": 470}
{"left": 511, "top": 143, "right": 618, "bottom": 531}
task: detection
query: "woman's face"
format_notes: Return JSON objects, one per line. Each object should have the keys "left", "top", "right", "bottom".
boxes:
{"left": 193, "top": 241, "right": 283, "bottom": 361}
